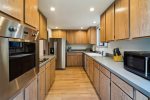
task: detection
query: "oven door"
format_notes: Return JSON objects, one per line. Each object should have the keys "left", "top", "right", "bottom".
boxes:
{"left": 0, "top": 37, "right": 38, "bottom": 100}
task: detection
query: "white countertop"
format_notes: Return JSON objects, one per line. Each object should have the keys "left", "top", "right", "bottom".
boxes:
{"left": 85, "top": 52, "right": 150, "bottom": 98}
{"left": 39, "top": 55, "right": 56, "bottom": 67}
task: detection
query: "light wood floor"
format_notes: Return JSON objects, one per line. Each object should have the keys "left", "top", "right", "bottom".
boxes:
{"left": 45, "top": 67, "right": 99, "bottom": 100}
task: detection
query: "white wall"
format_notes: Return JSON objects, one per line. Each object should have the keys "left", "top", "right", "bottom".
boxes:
{"left": 97, "top": 38, "right": 150, "bottom": 54}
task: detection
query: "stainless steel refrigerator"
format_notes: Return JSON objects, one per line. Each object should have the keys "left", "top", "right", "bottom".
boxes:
{"left": 48, "top": 38, "right": 66, "bottom": 69}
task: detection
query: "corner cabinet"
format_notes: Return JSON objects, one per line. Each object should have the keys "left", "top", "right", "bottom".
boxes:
{"left": 105, "top": 3, "right": 115, "bottom": 42}
{"left": 0, "top": 0, "right": 23, "bottom": 21}
{"left": 100, "top": 13, "right": 106, "bottom": 42}
{"left": 115, "top": 0, "right": 129, "bottom": 40}
{"left": 130, "top": 0, "right": 150, "bottom": 38}
{"left": 25, "top": 0, "right": 39, "bottom": 29}
{"left": 39, "top": 13, "right": 47, "bottom": 40}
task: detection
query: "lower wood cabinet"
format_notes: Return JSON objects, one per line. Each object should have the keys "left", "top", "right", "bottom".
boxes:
{"left": 93, "top": 62, "right": 100, "bottom": 94}
{"left": 12, "top": 91, "right": 24, "bottom": 100}
{"left": 111, "top": 82, "right": 132, "bottom": 100}
{"left": 135, "top": 90, "right": 148, "bottom": 100}
{"left": 99, "top": 71, "right": 110, "bottom": 100}
{"left": 46, "top": 61, "right": 51, "bottom": 94}
{"left": 38, "top": 66, "right": 46, "bottom": 100}
{"left": 89, "top": 58, "right": 94, "bottom": 83}
{"left": 67, "top": 52, "right": 83, "bottom": 67}
{"left": 25, "top": 77, "right": 38, "bottom": 100}
{"left": 50, "top": 58, "right": 56, "bottom": 86}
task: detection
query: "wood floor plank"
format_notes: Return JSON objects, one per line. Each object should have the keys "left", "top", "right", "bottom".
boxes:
{"left": 45, "top": 67, "right": 99, "bottom": 100}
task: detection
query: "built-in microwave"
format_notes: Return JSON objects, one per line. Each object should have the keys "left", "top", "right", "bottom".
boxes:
{"left": 124, "top": 51, "right": 150, "bottom": 80}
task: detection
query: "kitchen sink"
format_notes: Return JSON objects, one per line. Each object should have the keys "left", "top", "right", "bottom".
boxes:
{"left": 86, "top": 53, "right": 102, "bottom": 57}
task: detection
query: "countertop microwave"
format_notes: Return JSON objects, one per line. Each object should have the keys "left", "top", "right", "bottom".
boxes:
{"left": 124, "top": 51, "right": 150, "bottom": 80}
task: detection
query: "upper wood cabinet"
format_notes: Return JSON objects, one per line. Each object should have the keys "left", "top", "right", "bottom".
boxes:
{"left": 39, "top": 13, "right": 47, "bottom": 40}
{"left": 0, "top": 0, "right": 23, "bottom": 21}
{"left": 106, "top": 3, "right": 115, "bottom": 42}
{"left": 66, "top": 30, "right": 88, "bottom": 44}
{"left": 115, "top": 0, "right": 129, "bottom": 40}
{"left": 25, "top": 0, "right": 39, "bottom": 29}
{"left": 87, "top": 27, "right": 97, "bottom": 44}
{"left": 130, "top": 0, "right": 150, "bottom": 38}
{"left": 52, "top": 30, "right": 67, "bottom": 39}
{"left": 100, "top": 13, "right": 106, "bottom": 42}
{"left": 75, "top": 31, "right": 88, "bottom": 44}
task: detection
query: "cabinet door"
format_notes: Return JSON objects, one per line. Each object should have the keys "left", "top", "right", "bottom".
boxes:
{"left": 50, "top": 58, "right": 56, "bottom": 86}
{"left": 89, "top": 58, "right": 94, "bottom": 83}
{"left": 87, "top": 28, "right": 91, "bottom": 43}
{"left": 100, "top": 13, "right": 106, "bottom": 42}
{"left": 93, "top": 64, "right": 99, "bottom": 94}
{"left": 130, "top": 0, "right": 150, "bottom": 38}
{"left": 99, "top": 72, "right": 110, "bottom": 100}
{"left": 111, "top": 82, "right": 132, "bottom": 100}
{"left": 135, "top": 91, "right": 148, "bottom": 100}
{"left": 25, "top": 77, "right": 38, "bottom": 100}
{"left": 52, "top": 30, "right": 66, "bottom": 38}
{"left": 75, "top": 31, "right": 88, "bottom": 44}
{"left": 46, "top": 62, "right": 51, "bottom": 94}
{"left": 39, "top": 13, "right": 47, "bottom": 40}
{"left": 66, "top": 31, "right": 75, "bottom": 44}
{"left": 115, "top": 0, "right": 129, "bottom": 40}
{"left": 59, "top": 30, "right": 67, "bottom": 39}
{"left": 106, "top": 3, "right": 115, "bottom": 42}
{"left": 0, "top": 0, "right": 23, "bottom": 21}
{"left": 13, "top": 91, "right": 24, "bottom": 100}
{"left": 90, "top": 27, "right": 96, "bottom": 44}
{"left": 25, "top": 0, "right": 39, "bottom": 29}
{"left": 52, "top": 30, "right": 59, "bottom": 38}
{"left": 38, "top": 67, "right": 46, "bottom": 100}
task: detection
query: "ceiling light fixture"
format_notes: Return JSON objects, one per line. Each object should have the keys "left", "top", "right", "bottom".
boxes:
{"left": 55, "top": 27, "right": 58, "bottom": 29}
{"left": 81, "top": 27, "right": 83, "bottom": 29}
{"left": 90, "top": 7, "right": 95, "bottom": 12}
{"left": 50, "top": 7, "right": 55, "bottom": 11}
{"left": 93, "top": 21, "right": 96, "bottom": 24}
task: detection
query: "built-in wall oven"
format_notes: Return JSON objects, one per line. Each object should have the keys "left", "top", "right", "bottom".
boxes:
{"left": 0, "top": 16, "right": 39, "bottom": 100}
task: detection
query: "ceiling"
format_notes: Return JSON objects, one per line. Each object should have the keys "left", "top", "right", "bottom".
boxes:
{"left": 39, "top": 0, "right": 114, "bottom": 30}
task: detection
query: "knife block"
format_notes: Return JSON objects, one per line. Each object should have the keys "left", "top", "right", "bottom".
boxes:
{"left": 113, "top": 55, "right": 123, "bottom": 62}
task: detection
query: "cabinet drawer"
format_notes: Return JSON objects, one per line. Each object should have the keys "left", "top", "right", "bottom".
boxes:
{"left": 111, "top": 74, "right": 134, "bottom": 98}
{"left": 135, "top": 90, "right": 148, "bottom": 100}
{"left": 94, "top": 61, "right": 100, "bottom": 69}
{"left": 100, "top": 65, "right": 110, "bottom": 78}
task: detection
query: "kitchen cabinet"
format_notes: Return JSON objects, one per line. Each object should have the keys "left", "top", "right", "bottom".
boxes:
{"left": 66, "top": 30, "right": 88, "bottom": 44}
{"left": 66, "top": 30, "right": 75, "bottom": 44}
{"left": 93, "top": 62, "right": 100, "bottom": 94}
{"left": 50, "top": 58, "right": 56, "bottom": 86}
{"left": 74, "top": 31, "right": 88, "bottom": 44}
{"left": 25, "top": 77, "right": 38, "bottom": 100}
{"left": 135, "top": 90, "right": 148, "bottom": 100}
{"left": 111, "top": 74, "right": 133, "bottom": 98}
{"left": 99, "top": 71, "right": 110, "bottom": 100}
{"left": 0, "top": 0, "right": 23, "bottom": 21}
{"left": 45, "top": 61, "right": 51, "bottom": 94}
{"left": 111, "top": 82, "right": 132, "bottom": 100}
{"left": 100, "top": 13, "right": 106, "bottom": 42}
{"left": 105, "top": 3, "right": 115, "bottom": 42}
{"left": 115, "top": 0, "right": 129, "bottom": 40}
{"left": 52, "top": 30, "right": 67, "bottom": 39}
{"left": 89, "top": 57, "right": 94, "bottom": 83}
{"left": 25, "top": 0, "right": 39, "bottom": 29}
{"left": 130, "top": 0, "right": 150, "bottom": 38}
{"left": 87, "top": 27, "right": 96, "bottom": 44}
{"left": 13, "top": 91, "right": 24, "bottom": 100}
{"left": 67, "top": 52, "right": 83, "bottom": 67}
{"left": 38, "top": 66, "right": 46, "bottom": 100}
{"left": 39, "top": 13, "right": 47, "bottom": 40}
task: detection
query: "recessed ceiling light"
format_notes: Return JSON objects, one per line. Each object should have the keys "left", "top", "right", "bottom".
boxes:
{"left": 93, "top": 21, "right": 96, "bottom": 24}
{"left": 90, "top": 7, "right": 95, "bottom": 12}
{"left": 50, "top": 7, "right": 55, "bottom": 11}
{"left": 55, "top": 27, "right": 58, "bottom": 29}
{"left": 81, "top": 27, "right": 83, "bottom": 29}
